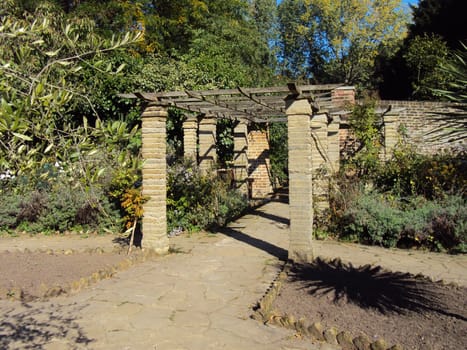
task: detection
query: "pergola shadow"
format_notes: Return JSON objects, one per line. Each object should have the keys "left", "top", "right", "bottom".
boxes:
{"left": 290, "top": 257, "right": 467, "bottom": 320}
{"left": 219, "top": 226, "right": 288, "bottom": 262}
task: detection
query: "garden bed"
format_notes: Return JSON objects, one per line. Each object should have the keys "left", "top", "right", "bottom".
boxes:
{"left": 0, "top": 245, "right": 158, "bottom": 301}
{"left": 258, "top": 258, "right": 467, "bottom": 350}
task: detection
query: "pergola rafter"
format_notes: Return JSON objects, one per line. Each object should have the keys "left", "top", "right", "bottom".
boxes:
{"left": 119, "top": 83, "right": 345, "bottom": 123}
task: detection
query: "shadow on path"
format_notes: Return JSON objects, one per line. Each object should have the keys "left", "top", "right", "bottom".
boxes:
{"left": 0, "top": 302, "right": 93, "bottom": 349}
{"left": 290, "top": 257, "right": 467, "bottom": 321}
{"left": 249, "top": 209, "right": 290, "bottom": 226}
{"left": 219, "top": 226, "right": 288, "bottom": 261}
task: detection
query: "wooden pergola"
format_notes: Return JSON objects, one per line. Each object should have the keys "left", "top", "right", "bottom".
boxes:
{"left": 120, "top": 83, "right": 352, "bottom": 263}
{"left": 120, "top": 83, "right": 346, "bottom": 123}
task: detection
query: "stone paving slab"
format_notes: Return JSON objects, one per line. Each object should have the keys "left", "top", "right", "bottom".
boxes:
{"left": 0, "top": 202, "right": 326, "bottom": 350}
{"left": 0, "top": 199, "right": 465, "bottom": 349}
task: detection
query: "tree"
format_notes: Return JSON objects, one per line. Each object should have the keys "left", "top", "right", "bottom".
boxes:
{"left": 277, "top": 0, "right": 409, "bottom": 89}
{"left": 0, "top": 0, "right": 141, "bottom": 177}
{"left": 404, "top": 34, "right": 451, "bottom": 99}
{"left": 409, "top": 0, "right": 466, "bottom": 51}
{"left": 378, "top": 0, "right": 466, "bottom": 99}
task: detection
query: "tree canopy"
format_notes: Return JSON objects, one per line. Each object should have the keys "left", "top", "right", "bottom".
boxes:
{"left": 378, "top": 0, "right": 466, "bottom": 99}
{"left": 277, "top": 0, "right": 409, "bottom": 90}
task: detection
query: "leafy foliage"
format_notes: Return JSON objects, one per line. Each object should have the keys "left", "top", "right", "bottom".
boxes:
{"left": 344, "top": 101, "right": 382, "bottom": 178}
{"left": 375, "top": 148, "right": 466, "bottom": 199}
{"left": 167, "top": 160, "right": 247, "bottom": 233}
{"left": 0, "top": 176, "right": 121, "bottom": 234}
{"left": 269, "top": 123, "right": 288, "bottom": 187}
{"left": 277, "top": 0, "right": 408, "bottom": 89}
{"left": 409, "top": 0, "right": 466, "bottom": 51}
{"left": 403, "top": 34, "right": 451, "bottom": 99}
{"left": 338, "top": 192, "right": 466, "bottom": 253}
{"left": 434, "top": 43, "right": 467, "bottom": 104}
{"left": 378, "top": 0, "right": 466, "bottom": 99}
{"left": 0, "top": 0, "right": 142, "bottom": 177}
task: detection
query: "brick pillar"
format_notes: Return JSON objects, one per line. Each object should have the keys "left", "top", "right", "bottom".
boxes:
{"left": 311, "top": 113, "right": 329, "bottom": 213}
{"left": 198, "top": 117, "right": 217, "bottom": 173}
{"left": 183, "top": 116, "right": 198, "bottom": 160}
{"left": 233, "top": 121, "right": 249, "bottom": 196}
{"left": 383, "top": 112, "right": 398, "bottom": 160}
{"left": 286, "top": 97, "right": 313, "bottom": 263}
{"left": 328, "top": 115, "right": 340, "bottom": 173}
{"left": 331, "top": 86, "right": 356, "bottom": 107}
{"left": 247, "top": 128, "right": 272, "bottom": 198}
{"left": 141, "top": 104, "right": 169, "bottom": 254}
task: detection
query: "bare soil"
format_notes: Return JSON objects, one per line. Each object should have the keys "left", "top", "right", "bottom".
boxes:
{"left": 273, "top": 258, "right": 467, "bottom": 350}
{"left": 0, "top": 250, "right": 127, "bottom": 300}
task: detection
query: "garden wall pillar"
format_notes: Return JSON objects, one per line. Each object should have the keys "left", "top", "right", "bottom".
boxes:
{"left": 141, "top": 104, "right": 169, "bottom": 254}
{"left": 183, "top": 116, "right": 198, "bottom": 160}
{"left": 233, "top": 121, "right": 249, "bottom": 196}
{"left": 247, "top": 128, "right": 272, "bottom": 198}
{"left": 311, "top": 113, "right": 329, "bottom": 213}
{"left": 286, "top": 97, "right": 314, "bottom": 263}
{"left": 198, "top": 117, "right": 217, "bottom": 173}
{"left": 383, "top": 112, "right": 399, "bottom": 160}
{"left": 331, "top": 86, "right": 356, "bottom": 107}
{"left": 328, "top": 115, "right": 340, "bottom": 173}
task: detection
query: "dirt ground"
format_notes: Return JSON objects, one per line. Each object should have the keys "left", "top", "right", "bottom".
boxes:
{"left": 273, "top": 258, "right": 467, "bottom": 350}
{"left": 0, "top": 235, "right": 130, "bottom": 301}
{"left": 1, "top": 234, "right": 466, "bottom": 350}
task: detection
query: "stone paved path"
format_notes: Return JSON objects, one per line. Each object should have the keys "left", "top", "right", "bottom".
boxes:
{"left": 0, "top": 200, "right": 466, "bottom": 349}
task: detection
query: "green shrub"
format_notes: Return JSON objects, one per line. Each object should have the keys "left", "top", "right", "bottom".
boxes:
{"left": 375, "top": 148, "right": 466, "bottom": 199}
{"left": 337, "top": 191, "right": 466, "bottom": 253}
{"left": 167, "top": 159, "right": 247, "bottom": 233}
{"left": 0, "top": 187, "right": 22, "bottom": 231}
{"left": 0, "top": 175, "right": 121, "bottom": 234}
{"left": 344, "top": 101, "right": 383, "bottom": 178}
{"left": 339, "top": 193, "right": 405, "bottom": 247}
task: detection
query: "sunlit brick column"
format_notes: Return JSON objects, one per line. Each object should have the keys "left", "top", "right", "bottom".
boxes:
{"left": 331, "top": 86, "right": 356, "bottom": 107}
{"left": 198, "top": 117, "right": 217, "bottom": 174}
{"left": 233, "top": 120, "right": 249, "bottom": 196}
{"left": 247, "top": 128, "right": 272, "bottom": 198}
{"left": 183, "top": 116, "right": 198, "bottom": 160}
{"left": 141, "top": 104, "right": 169, "bottom": 254}
{"left": 311, "top": 113, "right": 329, "bottom": 213}
{"left": 383, "top": 112, "right": 399, "bottom": 160}
{"left": 286, "top": 97, "right": 313, "bottom": 263}
{"left": 328, "top": 115, "right": 340, "bottom": 173}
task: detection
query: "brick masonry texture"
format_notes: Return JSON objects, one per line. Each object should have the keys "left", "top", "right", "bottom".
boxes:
{"left": 141, "top": 105, "right": 169, "bottom": 254}
{"left": 339, "top": 100, "right": 466, "bottom": 159}
{"left": 198, "top": 118, "right": 217, "bottom": 174}
{"left": 286, "top": 98, "right": 314, "bottom": 263}
{"left": 247, "top": 129, "right": 273, "bottom": 198}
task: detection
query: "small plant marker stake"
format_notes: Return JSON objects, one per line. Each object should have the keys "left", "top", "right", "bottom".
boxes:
{"left": 127, "top": 218, "right": 138, "bottom": 255}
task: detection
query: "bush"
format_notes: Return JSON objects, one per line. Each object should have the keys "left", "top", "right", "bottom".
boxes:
{"left": 167, "top": 159, "right": 247, "bottom": 233}
{"left": 0, "top": 175, "right": 121, "bottom": 235}
{"left": 337, "top": 191, "right": 466, "bottom": 253}
{"left": 375, "top": 148, "right": 466, "bottom": 199}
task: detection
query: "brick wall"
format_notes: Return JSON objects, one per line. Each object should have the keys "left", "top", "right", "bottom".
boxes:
{"left": 339, "top": 100, "right": 466, "bottom": 158}
{"left": 376, "top": 100, "right": 466, "bottom": 155}
{"left": 247, "top": 129, "right": 273, "bottom": 198}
